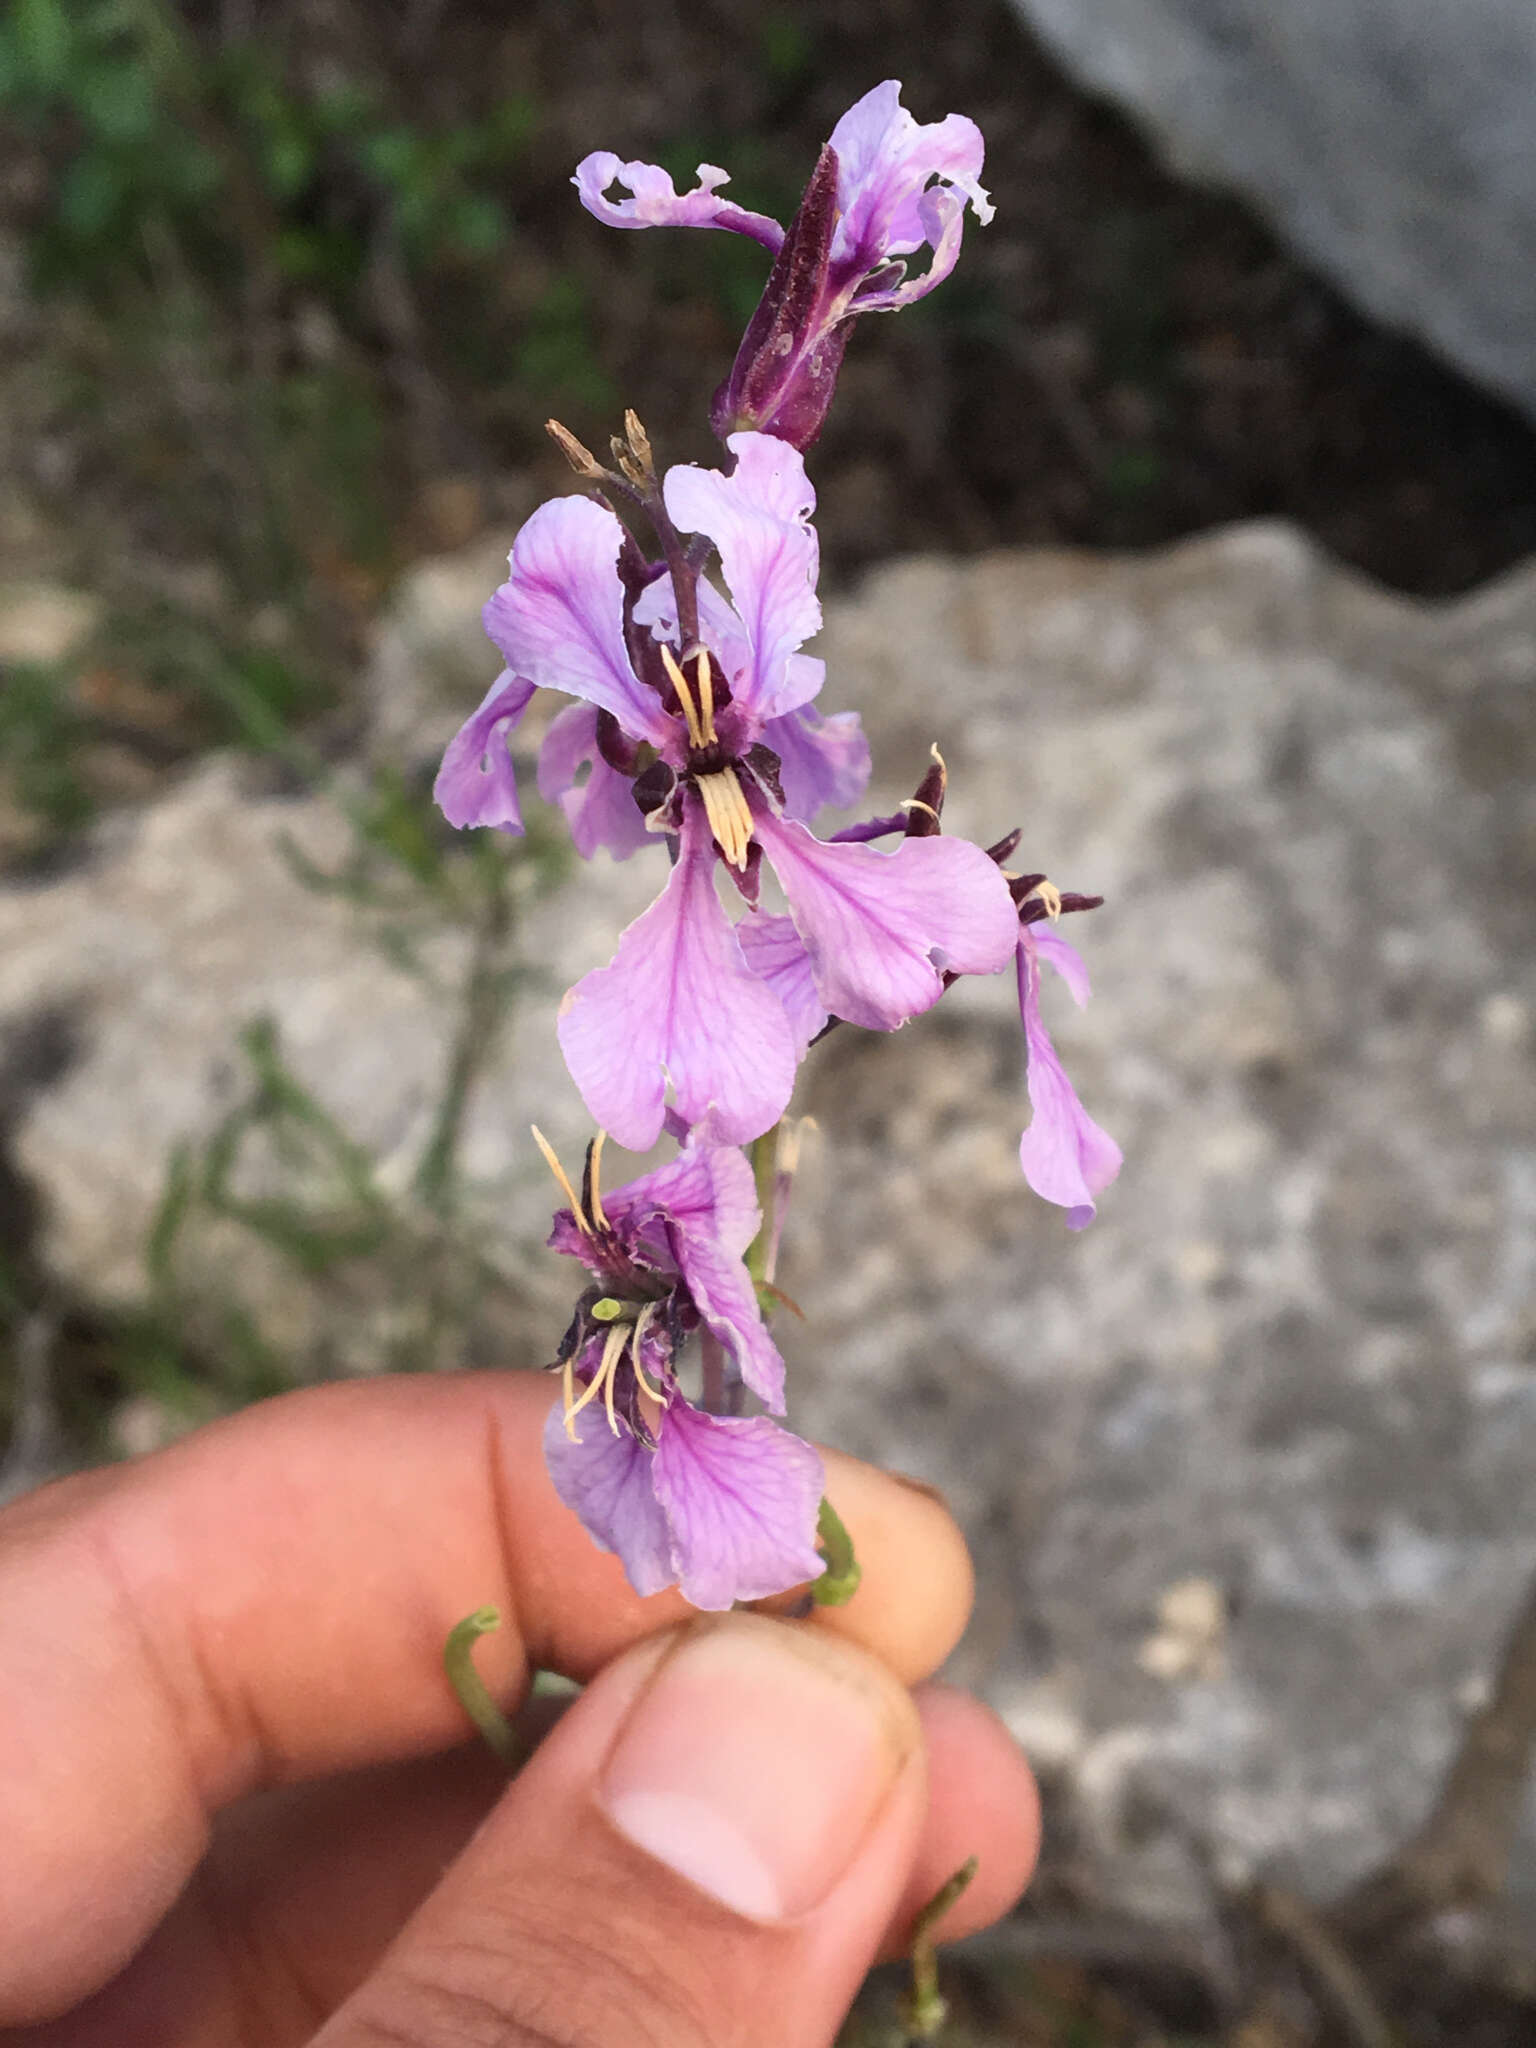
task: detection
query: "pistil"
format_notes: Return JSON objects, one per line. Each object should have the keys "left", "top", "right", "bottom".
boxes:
{"left": 696, "top": 766, "right": 754, "bottom": 868}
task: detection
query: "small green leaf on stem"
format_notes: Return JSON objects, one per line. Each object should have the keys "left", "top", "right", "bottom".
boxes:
{"left": 900, "top": 1855, "right": 979, "bottom": 2041}
{"left": 443, "top": 1605, "right": 524, "bottom": 1769}
{"left": 810, "top": 1496, "right": 862, "bottom": 1606}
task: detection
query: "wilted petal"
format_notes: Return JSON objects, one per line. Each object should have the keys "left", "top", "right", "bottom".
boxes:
{"left": 433, "top": 670, "right": 535, "bottom": 832}
{"left": 484, "top": 496, "right": 672, "bottom": 746}
{"left": 542, "top": 1399, "right": 675, "bottom": 1598}
{"left": 1016, "top": 933, "right": 1122, "bottom": 1228}
{"left": 738, "top": 912, "right": 828, "bottom": 1058}
{"left": 763, "top": 704, "right": 870, "bottom": 821}
{"left": 852, "top": 186, "right": 968, "bottom": 311}
{"left": 662, "top": 434, "right": 822, "bottom": 724}
{"left": 607, "top": 1137, "right": 760, "bottom": 1261}
{"left": 671, "top": 1221, "right": 786, "bottom": 1411}
{"left": 557, "top": 801, "right": 797, "bottom": 1150}
{"left": 537, "top": 703, "right": 649, "bottom": 861}
{"left": 756, "top": 814, "right": 1018, "bottom": 1030}
{"left": 574, "top": 152, "right": 783, "bottom": 253}
{"left": 651, "top": 1403, "right": 825, "bottom": 1611}
{"left": 828, "top": 81, "right": 992, "bottom": 275}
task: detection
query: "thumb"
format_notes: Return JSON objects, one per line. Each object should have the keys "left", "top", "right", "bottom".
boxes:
{"left": 315, "top": 1612, "right": 929, "bottom": 2048}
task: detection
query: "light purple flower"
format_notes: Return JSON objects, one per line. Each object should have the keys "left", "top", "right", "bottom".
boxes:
{"left": 432, "top": 670, "right": 535, "bottom": 832}
{"left": 574, "top": 83, "right": 993, "bottom": 446}
{"left": 1016, "top": 923, "right": 1123, "bottom": 1228}
{"left": 540, "top": 1136, "right": 825, "bottom": 1609}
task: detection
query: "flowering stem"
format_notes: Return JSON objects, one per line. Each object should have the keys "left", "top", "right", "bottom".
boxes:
{"left": 810, "top": 1497, "right": 862, "bottom": 1606}
{"left": 899, "top": 1856, "right": 979, "bottom": 2040}
{"left": 443, "top": 1606, "right": 524, "bottom": 1770}
{"left": 746, "top": 1123, "right": 780, "bottom": 1289}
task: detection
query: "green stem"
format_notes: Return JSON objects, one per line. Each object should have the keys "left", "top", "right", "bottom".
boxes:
{"left": 745, "top": 1123, "right": 780, "bottom": 1288}
{"left": 900, "top": 1856, "right": 979, "bottom": 2041}
{"left": 810, "top": 1497, "right": 862, "bottom": 1606}
{"left": 443, "top": 1606, "right": 523, "bottom": 1769}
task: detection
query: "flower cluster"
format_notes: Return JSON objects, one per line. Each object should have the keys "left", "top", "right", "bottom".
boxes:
{"left": 437, "top": 84, "right": 1120, "bottom": 1609}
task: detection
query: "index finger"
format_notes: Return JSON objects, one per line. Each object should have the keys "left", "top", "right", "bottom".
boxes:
{"left": 0, "top": 1370, "right": 972, "bottom": 2023}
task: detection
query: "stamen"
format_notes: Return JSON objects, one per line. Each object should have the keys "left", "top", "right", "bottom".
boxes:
{"left": 1025, "top": 879, "right": 1064, "bottom": 921}
{"left": 697, "top": 766, "right": 754, "bottom": 869}
{"left": 531, "top": 1124, "right": 590, "bottom": 1233}
{"left": 587, "top": 1129, "right": 611, "bottom": 1231}
{"left": 566, "top": 1321, "right": 630, "bottom": 1441}
{"left": 660, "top": 643, "right": 704, "bottom": 748}
{"left": 694, "top": 649, "right": 717, "bottom": 744}
{"left": 900, "top": 799, "right": 941, "bottom": 823}
{"left": 629, "top": 1303, "right": 667, "bottom": 1403}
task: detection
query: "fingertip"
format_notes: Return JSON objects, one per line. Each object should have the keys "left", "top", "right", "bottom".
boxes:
{"left": 812, "top": 1452, "right": 975, "bottom": 1685}
{"left": 886, "top": 1683, "right": 1040, "bottom": 1953}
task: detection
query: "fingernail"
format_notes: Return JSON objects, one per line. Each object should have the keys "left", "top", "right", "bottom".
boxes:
{"left": 599, "top": 1613, "right": 914, "bottom": 1922}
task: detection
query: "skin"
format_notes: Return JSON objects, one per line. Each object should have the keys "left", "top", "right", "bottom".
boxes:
{"left": 0, "top": 1371, "right": 1040, "bottom": 2046}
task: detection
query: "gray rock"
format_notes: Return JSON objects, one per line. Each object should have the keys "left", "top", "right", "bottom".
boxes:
{"left": 2, "top": 524, "right": 1534, "bottom": 1917}
{"left": 1007, "top": 0, "right": 1536, "bottom": 421}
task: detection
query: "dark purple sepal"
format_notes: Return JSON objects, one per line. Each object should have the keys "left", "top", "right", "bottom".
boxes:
{"left": 742, "top": 742, "right": 786, "bottom": 812}
{"left": 727, "top": 841, "right": 764, "bottom": 908}
{"left": 632, "top": 758, "right": 679, "bottom": 820}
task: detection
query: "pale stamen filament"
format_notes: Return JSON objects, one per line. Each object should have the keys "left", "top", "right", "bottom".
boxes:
{"left": 628, "top": 1303, "right": 667, "bottom": 1404}
{"left": 565, "top": 1320, "right": 631, "bottom": 1441}
{"left": 660, "top": 644, "right": 705, "bottom": 749}
{"left": 696, "top": 766, "right": 754, "bottom": 869}
{"left": 587, "top": 1129, "right": 611, "bottom": 1232}
{"left": 531, "top": 1124, "right": 590, "bottom": 1233}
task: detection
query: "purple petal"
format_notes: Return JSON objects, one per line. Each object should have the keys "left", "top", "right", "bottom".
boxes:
{"left": 738, "top": 913, "right": 828, "bottom": 1058}
{"left": 762, "top": 705, "right": 871, "bottom": 822}
{"left": 573, "top": 152, "right": 784, "bottom": 254}
{"left": 650, "top": 1403, "right": 825, "bottom": 1611}
{"left": 542, "top": 1398, "right": 675, "bottom": 1598}
{"left": 662, "top": 434, "right": 822, "bottom": 724}
{"left": 605, "top": 1137, "right": 761, "bottom": 1260}
{"left": 755, "top": 815, "right": 1019, "bottom": 1030}
{"left": 557, "top": 799, "right": 798, "bottom": 1151}
{"left": 484, "top": 496, "right": 672, "bottom": 747}
{"left": 1031, "top": 922, "right": 1094, "bottom": 1006}
{"left": 852, "top": 186, "right": 968, "bottom": 311}
{"left": 433, "top": 670, "right": 535, "bottom": 832}
{"left": 536, "top": 703, "right": 650, "bottom": 862}
{"left": 1016, "top": 933, "right": 1122, "bottom": 1228}
{"left": 827, "top": 81, "right": 992, "bottom": 277}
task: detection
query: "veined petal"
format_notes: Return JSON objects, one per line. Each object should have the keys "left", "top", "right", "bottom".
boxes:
{"left": 828, "top": 81, "right": 992, "bottom": 275}
{"left": 851, "top": 186, "right": 967, "bottom": 310}
{"left": 671, "top": 1221, "right": 786, "bottom": 1412}
{"left": 574, "top": 152, "right": 784, "bottom": 254}
{"left": 484, "top": 496, "right": 672, "bottom": 746}
{"left": 650, "top": 1403, "right": 825, "bottom": 1611}
{"left": 605, "top": 1137, "right": 761, "bottom": 1261}
{"left": 542, "top": 1398, "right": 675, "bottom": 1598}
{"left": 662, "top": 433, "right": 822, "bottom": 723}
{"left": 536, "top": 703, "right": 650, "bottom": 862}
{"left": 738, "top": 912, "right": 828, "bottom": 1059}
{"left": 756, "top": 814, "right": 1018, "bottom": 1030}
{"left": 762, "top": 704, "right": 870, "bottom": 822}
{"left": 557, "top": 800, "right": 798, "bottom": 1150}
{"left": 1016, "top": 933, "right": 1122, "bottom": 1228}
{"left": 433, "top": 670, "right": 535, "bottom": 832}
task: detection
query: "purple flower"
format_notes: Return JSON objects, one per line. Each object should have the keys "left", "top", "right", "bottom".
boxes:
{"left": 538, "top": 1133, "right": 825, "bottom": 1610}
{"left": 575, "top": 82, "right": 993, "bottom": 446}
{"left": 1015, "top": 918, "right": 1123, "bottom": 1228}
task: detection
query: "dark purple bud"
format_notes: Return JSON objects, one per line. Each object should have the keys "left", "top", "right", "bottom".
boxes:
{"left": 743, "top": 741, "right": 786, "bottom": 811}
{"left": 985, "top": 827, "right": 1022, "bottom": 865}
{"left": 904, "top": 751, "right": 947, "bottom": 835}
{"left": 632, "top": 758, "right": 678, "bottom": 817}
{"left": 710, "top": 146, "right": 851, "bottom": 451}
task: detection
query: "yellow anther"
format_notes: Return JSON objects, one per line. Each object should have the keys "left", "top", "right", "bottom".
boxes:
{"left": 660, "top": 643, "right": 704, "bottom": 749}
{"left": 694, "top": 648, "right": 717, "bottom": 744}
{"left": 531, "top": 1124, "right": 590, "bottom": 1233}
{"left": 587, "top": 1129, "right": 611, "bottom": 1231}
{"left": 1026, "top": 879, "right": 1064, "bottom": 920}
{"left": 696, "top": 765, "right": 754, "bottom": 869}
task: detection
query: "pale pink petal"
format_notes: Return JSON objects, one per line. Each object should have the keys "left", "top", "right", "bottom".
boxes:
{"left": 738, "top": 912, "right": 828, "bottom": 1058}
{"left": 484, "top": 496, "right": 671, "bottom": 746}
{"left": 433, "top": 670, "right": 534, "bottom": 832}
{"left": 827, "top": 81, "right": 992, "bottom": 274}
{"left": 755, "top": 814, "right": 1018, "bottom": 1030}
{"left": 762, "top": 704, "right": 870, "bottom": 821}
{"left": 542, "top": 1398, "right": 675, "bottom": 1599}
{"left": 852, "top": 186, "right": 968, "bottom": 310}
{"left": 651, "top": 1404, "right": 825, "bottom": 1611}
{"left": 661, "top": 434, "right": 822, "bottom": 723}
{"left": 537, "top": 702, "right": 650, "bottom": 861}
{"left": 1031, "top": 923, "right": 1093, "bottom": 1006}
{"left": 574, "top": 153, "right": 783, "bottom": 253}
{"left": 557, "top": 801, "right": 798, "bottom": 1150}
{"left": 1016, "top": 933, "right": 1122, "bottom": 1229}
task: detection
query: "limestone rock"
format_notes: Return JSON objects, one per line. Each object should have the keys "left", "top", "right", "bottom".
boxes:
{"left": 1008, "top": 0, "right": 1536, "bottom": 421}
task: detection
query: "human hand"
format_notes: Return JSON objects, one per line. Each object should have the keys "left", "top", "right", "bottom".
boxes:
{"left": 0, "top": 1371, "right": 1039, "bottom": 2047}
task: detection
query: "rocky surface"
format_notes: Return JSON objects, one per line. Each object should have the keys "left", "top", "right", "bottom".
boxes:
{"left": 1007, "top": 0, "right": 1536, "bottom": 424}
{"left": 3, "top": 523, "right": 1535, "bottom": 1917}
